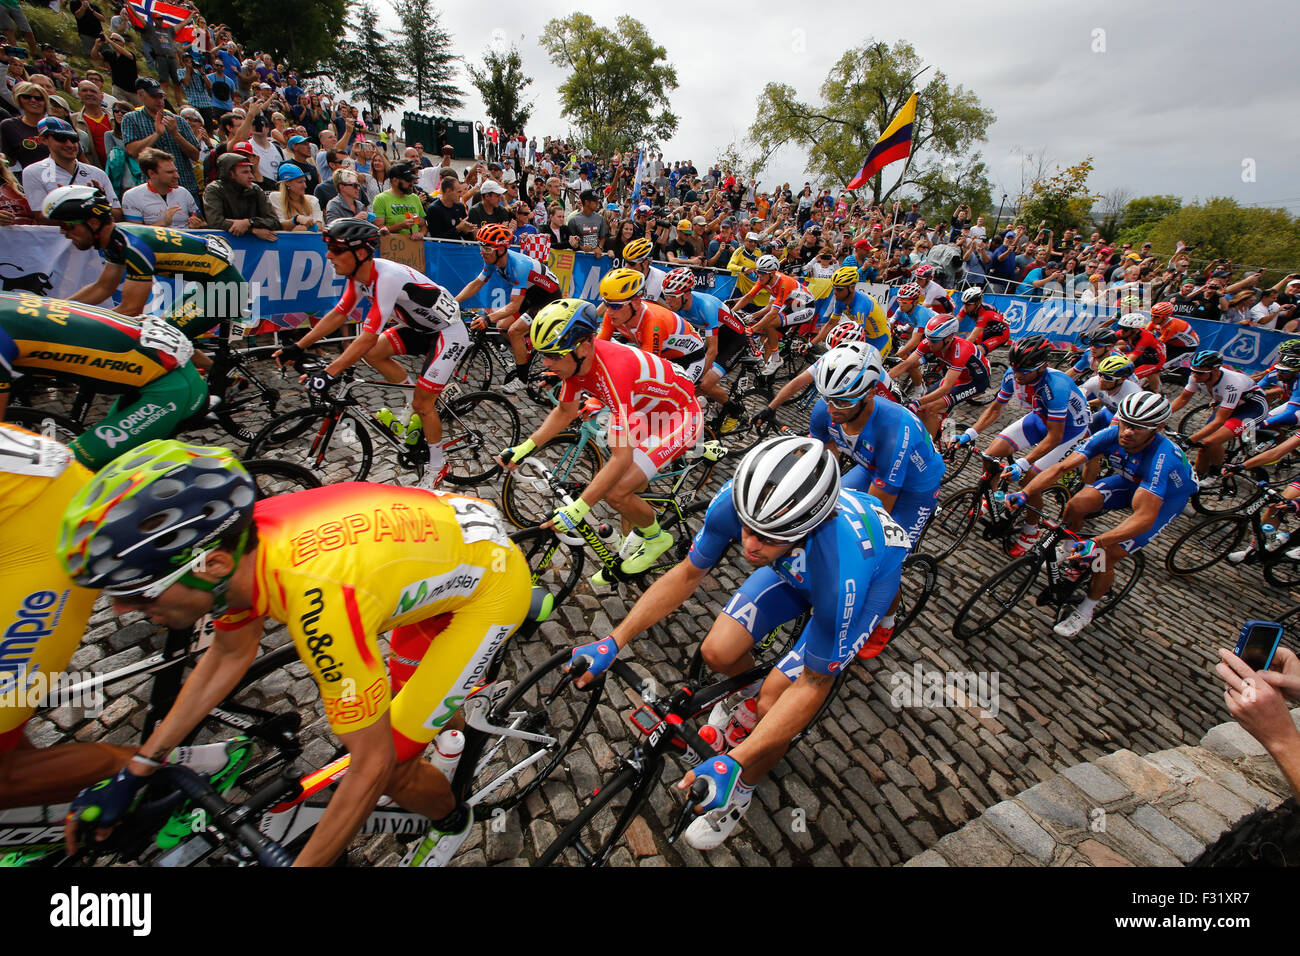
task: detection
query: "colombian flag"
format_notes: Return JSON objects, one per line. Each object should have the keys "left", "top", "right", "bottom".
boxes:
{"left": 846, "top": 93, "right": 917, "bottom": 191}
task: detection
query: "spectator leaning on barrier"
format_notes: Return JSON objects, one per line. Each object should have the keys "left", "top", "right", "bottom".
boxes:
{"left": 323, "top": 167, "right": 368, "bottom": 224}
{"left": 0, "top": 156, "right": 35, "bottom": 224}
{"left": 269, "top": 161, "right": 322, "bottom": 231}
{"left": 123, "top": 77, "right": 201, "bottom": 204}
{"left": 426, "top": 173, "right": 473, "bottom": 240}
{"left": 203, "top": 150, "right": 278, "bottom": 238}
{"left": 122, "top": 146, "right": 203, "bottom": 227}
{"left": 565, "top": 188, "right": 608, "bottom": 254}
{"left": 23, "top": 117, "right": 120, "bottom": 221}
{"left": 466, "top": 177, "right": 511, "bottom": 227}
{"left": 370, "top": 159, "right": 424, "bottom": 236}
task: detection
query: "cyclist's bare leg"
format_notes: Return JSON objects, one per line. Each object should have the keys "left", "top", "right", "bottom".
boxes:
{"left": 361, "top": 335, "right": 409, "bottom": 384}
{"left": 605, "top": 463, "right": 657, "bottom": 529}
{"left": 1087, "top": 543, "right": 1129, "bottom": 600}
{"left": 1063, "top": 485, "right": 1104, "bottom": 534}
{"left": 385, "top": 755, "right": 455, "bottom": 821}
{"left": 1197, "top": 428, "right": 1232, "bottom": 474}
{"left": 411, "top": 387, "right": 442, "bottom": 445}
{"left": 0, "top": 738, "right": 134, "bottom": 810}
{"left": 699, "top": 368, "right": 730, "bottom": 405}
{"left": 699, "top": 614, "right": 759, "bottom": 678}
{"left": 501, "top": 315, "right": 530, "bottom": 367}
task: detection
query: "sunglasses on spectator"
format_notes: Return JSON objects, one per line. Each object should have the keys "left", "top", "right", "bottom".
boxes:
{"left": 47, "top": 133, "right": 78, "bottom": 143}
{"left": 18, "top": 94, "right": 43, "bottom": 101}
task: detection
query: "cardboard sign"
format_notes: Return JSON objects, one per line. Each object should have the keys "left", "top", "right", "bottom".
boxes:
{"left": 380, "top": 233, "right": 426, "bottom": 272}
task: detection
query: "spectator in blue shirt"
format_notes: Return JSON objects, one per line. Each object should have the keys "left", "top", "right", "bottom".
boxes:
{"left": 987, "top": 231, "right": 1019, "bottom": 294}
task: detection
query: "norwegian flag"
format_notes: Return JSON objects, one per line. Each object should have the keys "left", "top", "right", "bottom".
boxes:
{"left": 126, "top": 0, "right": 195, "bottom": 41}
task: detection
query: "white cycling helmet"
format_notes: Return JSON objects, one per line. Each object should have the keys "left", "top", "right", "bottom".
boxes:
{"left": 1117, "top": 311, "right": 1149, "bottom": 329}
{"left": 732, "top": 435, "right": 841, "bottom": 542}
{"left": 1115, "top": 391, "right": 1171, "bottom": 428}
{"left": 755, "top": 254, "right": 780, "bottom": 274}
{"left": 814, "top": 343, "right": 884, "bottom": 401}
{"left": 961, "top": 286, "right": 984, "bottom": 304}
{"left": 924, "top": 314, "right": 961, "bottom": 340}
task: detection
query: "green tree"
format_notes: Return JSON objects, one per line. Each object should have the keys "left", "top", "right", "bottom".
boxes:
{"left": 1016, "top": 157, "right": 1097, "bottom": 234}
{"left": 1145, "top": 198, "right": 1300, "bottom": 284}
{"left": 332, "top": 3, "right": 406, "bottom": 121}
{"left": 539, "top": 13, "right": 678, "bottom": 156}
{"left": 393, "top": 0, "right": 464, "bottom": 113}
{"left": 467, "top": 44, "right": 534, "bottom": 134}
{"left": 748, "top": 39, "right": 994, "bottom": 210}
{"left": 1113, "top": 194, "right": 1183, "bottom": 247}
{"left": 196, "top": 0, "right": 347, "bottom": 67}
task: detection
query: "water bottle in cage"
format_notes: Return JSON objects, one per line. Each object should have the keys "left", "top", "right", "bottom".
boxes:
{"left": 1243, "top": 419, "right": 1256, "bottom": 448}
{"left": 942, "top": 417, "right": 958, "bottom": 445}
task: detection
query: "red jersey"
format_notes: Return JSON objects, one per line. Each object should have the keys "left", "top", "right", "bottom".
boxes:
{"left": 558, "top": 338, "right": 697, "bottom": 438}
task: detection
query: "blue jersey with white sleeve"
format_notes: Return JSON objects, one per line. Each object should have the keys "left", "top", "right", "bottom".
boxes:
{"left": 675, "top": 290, "right": 727, "bottom": 334}
{"left": 809, "top": 397, "right": 943, "bottom": 495}
{"left": 995, "top": 366, "right": 1091, "bottom": 439}
{"left": 1076, "top": 426, "right": 1196, "bottom": 503}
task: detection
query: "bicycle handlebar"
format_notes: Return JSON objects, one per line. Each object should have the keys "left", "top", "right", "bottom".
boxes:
{"left": 156, "top": 765, "right": 297, "bottom": 867}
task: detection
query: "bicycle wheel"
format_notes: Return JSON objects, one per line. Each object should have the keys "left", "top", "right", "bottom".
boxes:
{"left": 645, "top": 498, "right": 709, "bottom": 573}
{"left": 439, "top": 390, "right": 520, "bottom": 486}
{"left": 1191, "top": 471, "right": 1259, "bottom": 516}
{"left": 451, "top": 340, "right": 495, "bottom": 392}
{"left": 970, "top": 358, "right": 1005, "bottom": 406}
{"left": 1094, "top": 549, "right": 1146, "bottom": 620}
{"left": 952, "top": 554, "right": 1041, "bottom": 641}
{"left": 464, "top": 648, "right": 606, "bottom": 814}
{"left": 915, "top": 488, "right": 981, "bottom": 563}
{"left": 213, "top": 364, "right": 293, "bottom": 444}
{"left": 244, "top": 406, "right": 375, "bottom": 482}
{"left": 895, "top": 553, "right": 938, "bottom": 637}
{"left": 4, "top": 405, "right": 81, "bottom": 446}
{"left": 499, "top": 431, "right": 604, "bottom": 529}
{"left": 534, "top": 763, "right": 646, "bottom": 867}
{"left": 1178, "top": 402, "right": 1217, "bottom": 439}
{"left": 647, "top": 428, "right": 718, "bottom": 499}
{"left": 939, "top": 443, "right": 975, "bottom": 486}
{"left": 510, "top": 527, "right": 584, "bottom": 615}
{"left": 242, "top": 459, "right": 323, "bottom": 498}
{"left": 1164, "top": 514, "right": 1249, "bottom": 575}
{"left": 1263, "top": 552, "right": 1300, "bottom": 589}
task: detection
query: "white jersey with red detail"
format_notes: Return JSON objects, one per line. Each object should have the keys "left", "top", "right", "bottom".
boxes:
{"left": 558, "top": 337, "right": 697, "bottom": 437}
{"left": 335, "top": 258, "right": 459, "bottom": 336}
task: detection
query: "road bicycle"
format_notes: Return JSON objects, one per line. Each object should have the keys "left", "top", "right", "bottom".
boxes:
{"left": 243, "top": 364, "right": 520, "bottom": 485}
{"left": 535, "top": 552, "right": 937, "bottom": 866}
{"left": 951, "top": 502, "right": 1146, "bottom": 641}
{"left": 915, "top": 450, "right": 1067, "bottom": 563}
{"left": 1164, "top": 474, "right": 1300, "bottom": 588}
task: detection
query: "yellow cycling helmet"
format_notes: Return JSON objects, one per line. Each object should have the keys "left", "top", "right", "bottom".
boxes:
{"left": 622, "top": 237, "right": 653, "bottom": 262}
{"left": 531, "top": 298, "right": 600, "bottom": 354}
{"left": 831, "top": 266, "right": 860, "bottom": 289}
{"left": 1097, "top": 354, "right": 1135, "bottom": 378}
{"left": 599, "top": 267, "right": 646, "bottom": 303}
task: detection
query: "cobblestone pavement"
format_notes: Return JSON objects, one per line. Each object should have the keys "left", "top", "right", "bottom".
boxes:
{"left": 26, "top": 355, "right": 1297, "bottom": 866}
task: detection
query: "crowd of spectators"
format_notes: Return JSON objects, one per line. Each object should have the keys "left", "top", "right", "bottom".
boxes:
{"left": 0, "top": 0, "right": 401, "bottom": 237}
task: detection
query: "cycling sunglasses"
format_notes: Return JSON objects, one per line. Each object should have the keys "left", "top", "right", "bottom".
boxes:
{"left": 827, "top": 395, "right": 863, "bottom": 410}
{"left": 1098, "top": 374, "right": 1126, "bottom": 383}
{"left": 742, "top": 524, "right": 788, "bottom": 546}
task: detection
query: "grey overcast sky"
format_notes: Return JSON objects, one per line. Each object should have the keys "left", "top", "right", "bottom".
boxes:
{"left": 370, "top": 0, "right": 1300, "bottom": 212}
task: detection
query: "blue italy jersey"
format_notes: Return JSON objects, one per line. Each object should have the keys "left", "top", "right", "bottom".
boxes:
{"left": 809, "top": 397, "right": 943, "bottom": 495}
{"left": 1077, "top": 426, "right": 1196, "bottom": 503}
{"left": 996, "top": 366, "right": 1090, "bottom": 439}
{"left": 688, "top": 481, "right": 911, "bottom": 673}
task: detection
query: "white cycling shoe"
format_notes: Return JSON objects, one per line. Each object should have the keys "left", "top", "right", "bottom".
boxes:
{"left": 1053, "top": 604, "right": 1093, "bottom": 638}
{"left": 685, "top": 788, "right": 752, "bottom": 850}
{"left": 401, "top": 806, "right": 473, "bottom": 867}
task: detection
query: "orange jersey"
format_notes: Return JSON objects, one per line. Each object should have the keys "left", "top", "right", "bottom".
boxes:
{"left": 598, "top": 300, "right": 704, "bottom": 362}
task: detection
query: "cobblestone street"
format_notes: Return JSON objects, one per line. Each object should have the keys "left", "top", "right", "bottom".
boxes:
{"left": 27, "top": 365, "right": 1298, "bottom": 866}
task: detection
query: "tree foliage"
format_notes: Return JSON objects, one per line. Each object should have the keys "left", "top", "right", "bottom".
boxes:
{"left": 1113, "top": 194, "right": 1183, "bottom": 247}
{"left": 539, "top": 13, "right": 678, "bottom": 156}
{"left": 1015, "top": 157, "right": 1098, "bottom": 234}
{"left": 393, "top": 0, "right": 464, "bottom": 114}
{"left": 467, "top": 44, "right": 534, "bottom": 134}
{"left": 748, "top": 39, "right": 994, "bottom": 211}
{"left": 196, "top": 0, "right": 347, "bottom": 68}
{"left": 332, "top": 3, "right": 405, "bottom": 121}
{"left": 1145, "top": 199, "right": 1300, "bottom": 282}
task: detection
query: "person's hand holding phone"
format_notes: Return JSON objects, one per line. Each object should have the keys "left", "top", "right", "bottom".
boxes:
{"left": 1217, "top": 646, "right": 1299, "bottom": 755}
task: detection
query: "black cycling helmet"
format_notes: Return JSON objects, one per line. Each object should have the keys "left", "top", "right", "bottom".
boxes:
{"left": 1083, "top": 327, "right": 1119, "bottom": 348}
{"left": 325, "top": 217, "right": 380, "bottom": 250}
{"left": 388, "top": 161, "right": 418, "bottom": 182}
{"left": 1009, "top": 334, "right": 1052, "bottom": 370}
{"left": 1190, "top": 349, "right": 1223, "bottom": 372}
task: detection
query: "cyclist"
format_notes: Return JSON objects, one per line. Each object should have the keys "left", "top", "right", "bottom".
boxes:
{"left": 1080, "top": 354, "right": 1143, "bottom": 481}
{"left": 810, "top": 267, "right": 892, "bottom": 360}
{"left": 57, "top": 439, "right": 532, "bottom": 867}
{"left": 912, "top": 264, "right": 953, "bottom": 313}
{"left": 275, "top": 218, "right": 467, "bottom": 489}
{"left": 1068, "top": 326, "right": 1124, "bottom": 382}
{"left": 0, "top": 292, "right": 206, "bottom": 468}
{"left": 1225, "top": 427, "right": 1300, "bottom": 564}
{"left": 563, "top": 436, "right": 910, "bottom": 849}
{"left": 1170, "top": 349, "right": 1270, "bottom": 479}
{"left": 810, "top": 345, "right": 941, "bottom": 654}
{"left": 954, "top": 334, "right": 1092, "bottom": 557}
{"left": 498, "top": 299, "right": 701, "bottom": 579}
{"left": 1148, "top": 301, "right": 1199, "bottom": 374}
{"left": 1115, "top": 311, "right": 1167, "bottom": 390}
{"left": 597, "top": 268, "right": 708, "bottom": 384}
{"left": 1254, "top": 339, "right": 1300, "bottom": 425}
{"left": 959, "top": 286, "right": 1010, "bottom": 355}
{"left": 617, "top": 237, "right": 668, "bottom": 302}
{"left": 43, "top": 185, "right": 249, "bottom": 362}
{"left": 0, "top": 423, "right": 130, "bottom": 809}
{"left": 888, "top": 313, "right": 991, "bottom": 438}
{"left": 732, "top": 254, "right": 803, "bottom": 374}
{"left": 661, "top": 267, "right": 749, "bottom": 431}
{"left": 1005, "top": 391, "right": 1195, "bottom": 637}
{"left": 454, "top": 222, "right": 562, "bottom": 392}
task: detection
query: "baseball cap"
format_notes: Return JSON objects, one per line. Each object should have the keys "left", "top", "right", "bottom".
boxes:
{"left": 336, "top": 169, "right": 360, "bottom": 185}
{"left": 37, "top": 116, "right": 76, "bottom": 137}
{"left": 287, "top": 135, "right": 309, "bottom": 147}
{"left": 677, "top": 219, "right": 693, "bottom": 233}
{"left": 232, "top": 141, "right": 254, "bottom": 156}
{"left": 579, "top": 188, "right": 598, "bottom": 202}
{"left": 479, "top": 180, "right": 507, "bottom": 195}
{"left": 692, "top": 215, "right": 706, "bottom": 226}
{"left": 136, "top": 77, "right": 163, "bottom": 96}
{"left": 276, "top": 162, "right": 305, "bottom": 181}
{"left": 745, "top": 231, "right": 761, "bottom": 242}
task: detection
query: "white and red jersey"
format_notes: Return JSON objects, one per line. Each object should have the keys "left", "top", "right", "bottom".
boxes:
{"left": 918, "top": 335, "right": 990, "bottom": 385}
{"left": 558, "top": 338, "right": 697, "bottom": 438}
{"left": 335, "top": 258, "right": 459, "bottom": 336}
